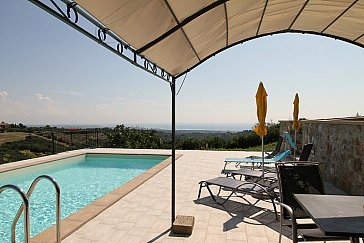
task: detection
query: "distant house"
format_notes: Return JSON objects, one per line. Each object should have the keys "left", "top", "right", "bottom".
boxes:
{"left": 0, "top": 121, "right": 9, "bottom": 132}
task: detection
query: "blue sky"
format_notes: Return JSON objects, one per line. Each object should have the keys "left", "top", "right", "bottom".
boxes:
{"left": 1, "top": 0, "right": 363, "bottom": 129}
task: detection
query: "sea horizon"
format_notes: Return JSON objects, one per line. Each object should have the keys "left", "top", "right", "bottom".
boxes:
{"left": 26, "top": 123, "right": 255, "bottom": 132}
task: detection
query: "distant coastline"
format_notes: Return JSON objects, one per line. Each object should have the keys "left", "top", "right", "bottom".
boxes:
{"left": 26, "top": 123, "right": 255, "bottom": 132}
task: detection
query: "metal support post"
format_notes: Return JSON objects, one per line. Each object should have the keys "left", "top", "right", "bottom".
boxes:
{"left": 171, "top": 77, "right": 176, "bottom": 226}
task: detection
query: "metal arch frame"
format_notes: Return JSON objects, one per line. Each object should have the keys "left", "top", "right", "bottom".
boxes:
{"left": 24, "top": 0, "right": 364, "bottom": 230}
{"left": 288, "top": 0, "right": 310, "bottom": 30}
{"left": 27, "top": 0, "right": 179, "bottom": 227}
{"left": 163, "top": 0, "right": 201, "bottom": 62}
{"left": 27, "top": 0, "right": 364, "bottom": 82}
{"left": 256, "top": 0, "right": 268, "bottom": 36}
{"left": 137, "top": 0, "right": 229, "bottom": 55}
{"left": 27, "top": 0, "right": 173, "bottom": 83}
{"left": 171, "top": 0, "right": 362, "bottom": 79}
{"left": 176, "top": 29, "right": 364, "bottom": 78}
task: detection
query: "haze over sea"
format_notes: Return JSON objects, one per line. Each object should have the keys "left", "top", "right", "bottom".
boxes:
{"left": 28, "top": 123, "right": 255, "bottom": 132}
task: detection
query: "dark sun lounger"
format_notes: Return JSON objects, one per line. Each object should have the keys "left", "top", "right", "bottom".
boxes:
{"left": 198, "top": 177, "right": 278, "bottom": 219}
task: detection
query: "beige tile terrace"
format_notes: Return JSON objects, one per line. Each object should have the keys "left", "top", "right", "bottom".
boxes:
{"left": 52, "top": 149, "right": 350, "bottom": 243}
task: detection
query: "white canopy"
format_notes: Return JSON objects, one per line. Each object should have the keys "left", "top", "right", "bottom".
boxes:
{"left": 74, "top": 0, "right": 364, "bottom": 77}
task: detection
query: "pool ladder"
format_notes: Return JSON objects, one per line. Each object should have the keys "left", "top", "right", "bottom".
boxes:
{"left": 0, "top": 175, "right": 61, "bottom": 243}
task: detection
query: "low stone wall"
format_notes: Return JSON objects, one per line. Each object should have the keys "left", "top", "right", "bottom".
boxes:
{"left": 299, "top": 118, "right": 364, "bottom": 195}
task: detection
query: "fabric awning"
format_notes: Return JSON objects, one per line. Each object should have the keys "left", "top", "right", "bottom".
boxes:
{"left": 74, "top": 0, "right": 364, "bottom": 77}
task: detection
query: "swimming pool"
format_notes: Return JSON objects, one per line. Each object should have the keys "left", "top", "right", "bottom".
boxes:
{"left": 0, "top": 152, "right": 169, "bottom": 242}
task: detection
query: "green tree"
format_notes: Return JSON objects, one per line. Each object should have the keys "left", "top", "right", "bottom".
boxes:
{"left": 107, "top": 124, "right": 166, "bottom": 149}
{"left": 2, "top": 153, "right": 11, "bottom": 163}
{"left": 20, "top": 150, "right": 37, "bottom": 159}
{"left": 265, "top": 122, "right": 280, "bottom": 144}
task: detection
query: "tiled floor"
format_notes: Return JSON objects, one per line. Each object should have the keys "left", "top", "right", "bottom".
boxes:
{"left": 60, "top": 149, "right": 350, "bottom": 243}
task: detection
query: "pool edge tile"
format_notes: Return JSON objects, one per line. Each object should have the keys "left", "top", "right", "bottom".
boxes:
{"left": 31, "top": 220, "right": 84, "bottom": 243}
{"left": 64, "top": 204, "right": 108, "bottom": 222}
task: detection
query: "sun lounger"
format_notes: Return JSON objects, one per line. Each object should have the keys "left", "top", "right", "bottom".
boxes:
{"left": 222, "top": 143, "right": 313, "bottom": 183}
{"left": 227, "top": 169, "right": 278, "bottom": 181}
{"left": 283, "top": 131, "right": 297, "bottom": 150}
{"left": 264, "top": 136, "right": 284, "bottom": 158}
{"left": 223, "top": 150, "right": 291, "bottom": 171}
{"left": 197, "top": 177, "right": 278, "bottom": 219}
{"left": 223, "top": 169, "right": 278, "bottom": 189}
{"left": 221, "top": 137, "right": 283, "bottom": 170}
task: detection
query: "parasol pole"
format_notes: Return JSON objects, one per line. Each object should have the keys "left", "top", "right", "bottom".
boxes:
{"left": 294, "top": 130, "right": 297, "bottom": 160}
{"left": 261, "top": 137, "right": 264, "bottom": 177}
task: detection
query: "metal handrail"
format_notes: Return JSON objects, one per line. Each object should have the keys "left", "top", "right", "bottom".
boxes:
{"left": 0, "top": 184, "right": 30, "bottom": 243}
{"left": 11, "top": 175, "right": 61, "bottom": 243}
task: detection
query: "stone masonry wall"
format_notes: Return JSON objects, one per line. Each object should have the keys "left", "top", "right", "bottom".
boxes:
{"left": 300, "top": 120, "right": 364, "bottom": 195}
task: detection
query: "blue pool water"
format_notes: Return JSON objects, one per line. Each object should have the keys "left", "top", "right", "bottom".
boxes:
{"left": 0, "top": 153, "right": 168, "bottom": 242}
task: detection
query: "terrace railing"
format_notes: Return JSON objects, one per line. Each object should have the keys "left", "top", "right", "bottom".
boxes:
{"left": 43, "top": 129, "right": 100, "bottom": 153}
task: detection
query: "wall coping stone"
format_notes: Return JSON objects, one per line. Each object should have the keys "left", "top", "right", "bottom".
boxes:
{"left": 279, "top": 117, "right": 364, "bottom": 126}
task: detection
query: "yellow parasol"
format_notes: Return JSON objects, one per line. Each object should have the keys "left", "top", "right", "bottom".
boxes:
{"left": 254, "top": 82, "right": 268, "bottom": 137}
{"left": 292, "top": 93, "right": 300, "bottom": 158}
{"left": 254, "top": 82, "right": 268, "bottom": 176}
{"left": 292, "top": 93, "right": 300, "bottom": 131}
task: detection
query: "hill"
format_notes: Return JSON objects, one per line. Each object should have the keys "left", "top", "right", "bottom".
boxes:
{"left": 0, "top": 132, "right": 28, "bottom": 145}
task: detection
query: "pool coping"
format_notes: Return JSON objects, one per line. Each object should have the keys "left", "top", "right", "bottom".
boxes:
{"left": 0, "top": 149, "right": 181, "bottom": 243}
{"left": 0, "top": 150, "right": 87, "bottom": 174}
